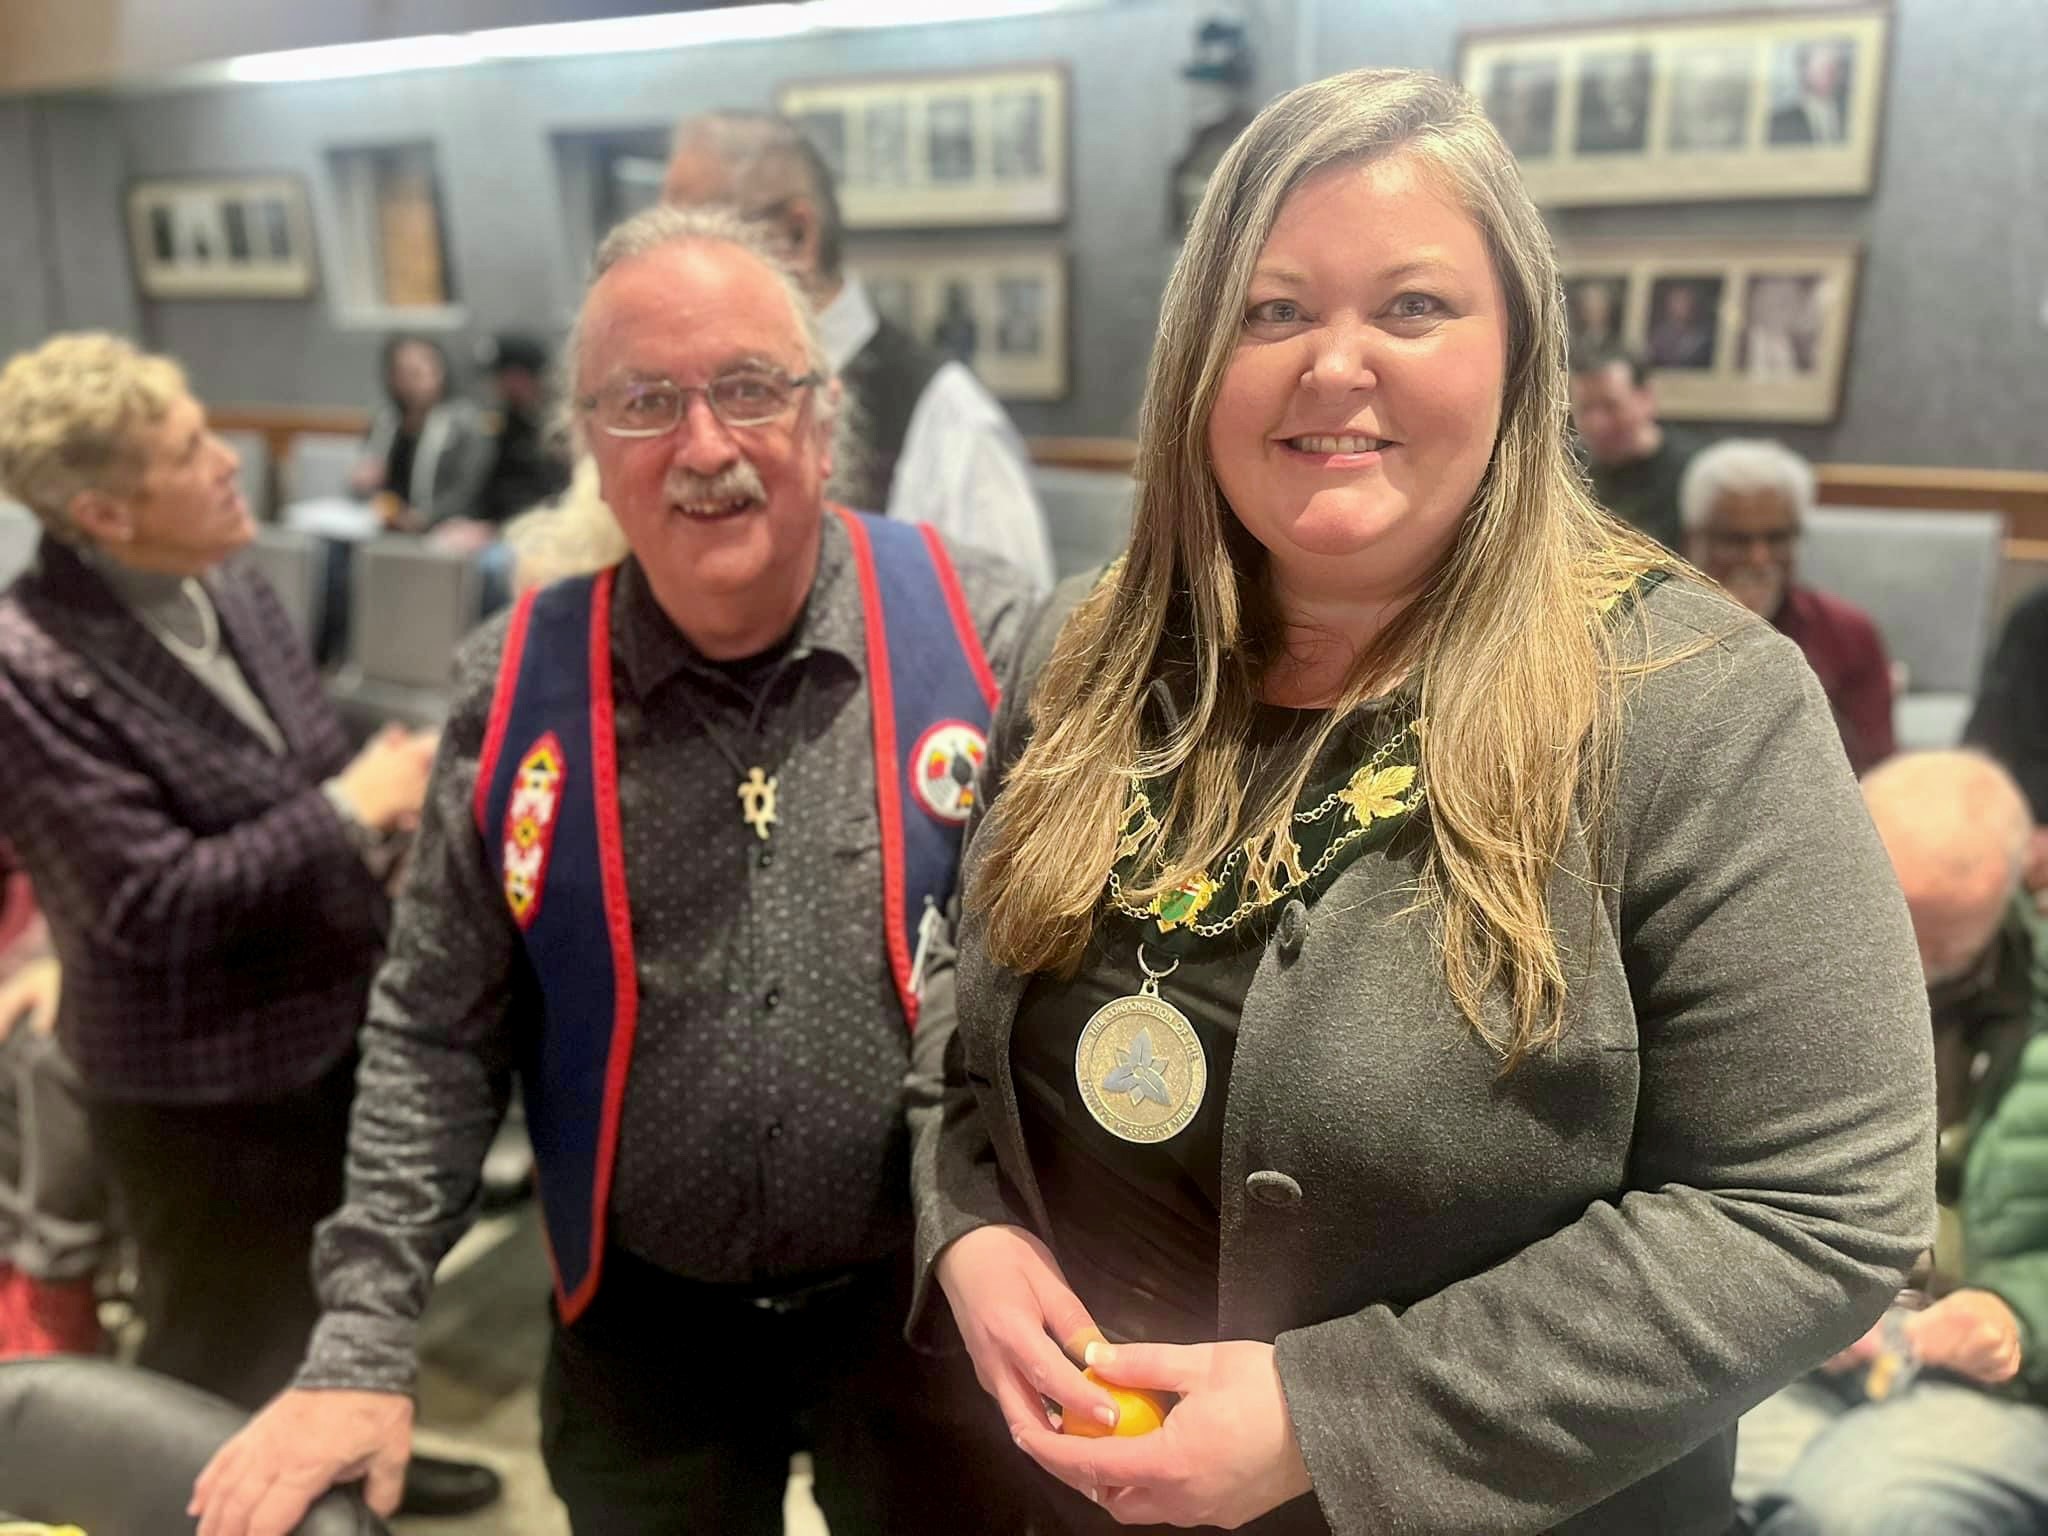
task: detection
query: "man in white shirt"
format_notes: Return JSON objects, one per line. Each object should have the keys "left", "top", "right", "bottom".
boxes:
{"left": 665, "top": 112, "right": 1055, "bottom": 594}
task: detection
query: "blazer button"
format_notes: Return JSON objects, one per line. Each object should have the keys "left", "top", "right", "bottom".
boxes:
{"left": 1246, "top": 1169, "right": 1302, "bottom": 1207}
{"left": 1276, "top": 899, "right": 1308, "bottom": 959}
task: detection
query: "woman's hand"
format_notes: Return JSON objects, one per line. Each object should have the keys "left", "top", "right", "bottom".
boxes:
{"left": 935, "top": 1224, "right": 1121, "bottom": 1441}
{"left": 1017, "top": 1338, "right": 1314, "bottom": 1529}
{"left": 347, "top": 456, "right": 386, "bottom": 498}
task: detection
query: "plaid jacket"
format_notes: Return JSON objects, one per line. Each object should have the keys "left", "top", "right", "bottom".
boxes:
{"left": 0, "top": 537, "right": 386, "bottom": 1105}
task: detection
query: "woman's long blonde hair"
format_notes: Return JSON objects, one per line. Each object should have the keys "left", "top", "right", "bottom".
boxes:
{"left": 972, "top": 69, "right": 1667, "bottom": 1066}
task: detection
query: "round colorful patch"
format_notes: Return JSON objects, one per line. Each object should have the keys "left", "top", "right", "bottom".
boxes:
{"left": 909, "top": 720, "right": 989, "bottom": 826}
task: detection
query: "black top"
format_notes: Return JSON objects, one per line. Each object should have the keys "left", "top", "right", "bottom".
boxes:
{"left": 1011, "top": 704, "right": 1363, "bottom": 1344}
{"left": 1587, "top": 428, "right": 1702, "bottom": 553}
{"left": 383, "top": 428, "right": 420, "bottom": 508}
{"left": 835, "top": 313, "right": 945, "bottom": 516}
{"left": 1967, "top": 584, "right": 2048, "bottom": 822}
{"left": 473, "top": 409, "right": 571, "bottom": 526}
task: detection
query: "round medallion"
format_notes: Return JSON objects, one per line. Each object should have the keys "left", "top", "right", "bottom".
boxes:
{"left": 1074, "top": 992, "right": 1209, "bottom": 1144}
{"left": 910, "top": 720, "right": 989, "bottom": 826}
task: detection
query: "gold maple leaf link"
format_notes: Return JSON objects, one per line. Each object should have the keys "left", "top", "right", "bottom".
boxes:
{"left": 1339, "top": 763, "right": 1418, "bottom": 822}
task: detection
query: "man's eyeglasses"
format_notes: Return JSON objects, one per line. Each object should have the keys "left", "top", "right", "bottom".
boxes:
{"left": 581, "top": 368, "right": 822, "bottom": 438}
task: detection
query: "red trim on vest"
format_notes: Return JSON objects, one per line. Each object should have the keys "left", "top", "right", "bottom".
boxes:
{"left": 919, "top": 523, "right": 1000, "bottom": 711}
{"left": 833, "top": 507, "right": 918, "bottom": 1031}
{"left": 474, "top": 588, "right": 540, "bottom": 836}
{"left": 558, "top": 566, "right": 640, "bottom": 1325}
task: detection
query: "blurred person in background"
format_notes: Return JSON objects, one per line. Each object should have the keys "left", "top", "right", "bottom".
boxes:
{"left": 0, "top": 847, "right": 106, "bottom": 1358}
{"left": 1747, "top": 751, "right": 2048, "bottom": 1536}
{"left": 346, "top": 334, "right": 492, "bottom": 533}
{"left": 1681, "top": 437, "right": 1894, "bottom": 774}
{"left": 1567, "top": 345, "right": 1700, "bottom": 551}
{"left": 192, "top": 206, "right": 1031, "bottom": 1536}
{"left": 0, "top": 334, "right": 496, "bottom": 1518}
{"left": 915, "top": 69, "right": 1931, "bottom": 1535}
{"left": 665, "top": 110, "right": 1055, "bottom": 593}
{"left": 1967, "top": 585, "right": 2048, "bottom": 841}
{"left": 468, "top": 332, "right": 572, "bottom": 529}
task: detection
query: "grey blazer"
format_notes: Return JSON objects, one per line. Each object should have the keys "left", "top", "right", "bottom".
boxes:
{"left": 908, "top": 575, "right": 1935, "bottom": 1534}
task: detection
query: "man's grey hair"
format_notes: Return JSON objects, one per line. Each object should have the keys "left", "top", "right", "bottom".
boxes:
{"left": 554, "top": 202, "right": 865, "bottom": 496}
{"left": 1678, "top": 437, "right": 1817, "bottom": 533}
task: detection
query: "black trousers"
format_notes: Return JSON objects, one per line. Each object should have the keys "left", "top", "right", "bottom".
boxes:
{"left": 539, "top": 1246, "right": 1030, "bottom": 1535}
{"left": 85, "top": 1054, "right": 354, "bottom": 1411}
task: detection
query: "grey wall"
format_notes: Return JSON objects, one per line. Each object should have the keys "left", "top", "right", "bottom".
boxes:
{"left": 107, "top": 0, "right": 1298, "bottom": 440}
{"left": 1309, "top": 0, "right": 2048, "bottom": 470}
{"left": 2, "top": 0, "right": 2043, "bottom": 466}
{"left": 0, "top": 97, "right": 138, "bottom": 360}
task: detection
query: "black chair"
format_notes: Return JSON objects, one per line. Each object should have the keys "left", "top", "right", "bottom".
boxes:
{"left": 0, "top": 1357, "right": 389, "bottom": 1535}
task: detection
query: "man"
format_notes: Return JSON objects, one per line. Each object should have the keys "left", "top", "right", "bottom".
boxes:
{"left": 192, "top": 206, "right": 1031, "bottom": 1536}
{"left": 1679, "top": 437, "right": 1895, "bottom": 774}
{"left": 1567, "top": 346, "right": 1701, "bottom": 551}
{"left": 1768, "top": 39, "right": 1852, "bottom": 146}
{"left": 470, "top": 333, "right": 572, "bottom": 529}
{"left": 0, "top": 335, "right": 494, "bottom": 1515}
{"left": 1747, "top": 751, "right": 2048, "bottom": 1534}
{"left": 664, "top": 110, "right": 1056, "bottom": 593}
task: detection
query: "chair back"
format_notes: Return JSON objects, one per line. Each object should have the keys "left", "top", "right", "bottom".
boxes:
{"left": 0, "top": 1358, "right": 389, "bottom": 1535}
{"left": 0, "top": 504, "right": 39, "bottom": 590}
{"left": 237, "top": 525, "right": 324, "bottom": 648}
{"left": 1029, "top": 466, "right": 1135, "bottom": 580}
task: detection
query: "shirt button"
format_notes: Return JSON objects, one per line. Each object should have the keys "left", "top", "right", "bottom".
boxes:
{"left": 766, "top": 1119, "right": 784, "bottom": 1140}
{"left": 764, "top": 988, "right": 781, "bottom": 1009}
{"left": 759, "top": 847, "right": 774, "bottom": 869}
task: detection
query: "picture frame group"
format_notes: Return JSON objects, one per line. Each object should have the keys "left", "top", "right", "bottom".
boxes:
{"left": 855, "top": 241, "right": 1067, "bottom": 400}
{"left": 1461, "top": 4, "right": 1889, "bottom": 206}
{"left": 126, "top": 175, "right": 319, "bottom": 300}
{"left": 1562, "top": 240, "right": 1861, "bottom": 423}
{"left": 777, "top": 65, "right": 1068, "bottom": 229}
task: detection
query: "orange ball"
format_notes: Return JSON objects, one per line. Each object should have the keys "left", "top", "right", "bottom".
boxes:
{"left": 1059, "top": 1367, "right": 1172, "bottom": 1438}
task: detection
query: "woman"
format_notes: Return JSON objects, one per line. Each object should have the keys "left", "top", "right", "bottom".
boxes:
{"left": 348, "top": 334, "right": 491, "bottom": 531}
{"left": 909, "top": 70, "right": 1933, "bottom": 1534}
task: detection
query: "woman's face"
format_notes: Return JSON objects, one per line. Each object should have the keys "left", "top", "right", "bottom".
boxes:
{"left": 1206, "top": 155, "right": 1509, "bottom": 609}
{"left": 388, "top": 341, "right": 446, "bottom": 412}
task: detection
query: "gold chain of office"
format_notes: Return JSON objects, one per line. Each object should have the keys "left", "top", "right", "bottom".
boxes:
{"left": 1104, "top": 715, "right": 1427, "bottom": 941}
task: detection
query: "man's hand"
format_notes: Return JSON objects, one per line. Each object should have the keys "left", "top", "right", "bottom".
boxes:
{"left": 1908, "top": 1289, "right": 2024, "bottom": 1385}
{"left": 190, "top": 1387, "right": 413, "bottom": 1536}
{"left": 0, "top": 955, "right": 59, "bottom": 1041}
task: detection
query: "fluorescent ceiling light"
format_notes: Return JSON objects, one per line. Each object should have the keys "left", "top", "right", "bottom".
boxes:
{"left": 216, "top": 2, "right": 1100, "bottom": 86}
{"left": 804, "top": 0, "right": 1081, "bottom": 28}
{"left": 471, "top": 8, "right": 809, "bottom": 60}
{"left": 226, "top": 35, "right": 480, "bottom": 84}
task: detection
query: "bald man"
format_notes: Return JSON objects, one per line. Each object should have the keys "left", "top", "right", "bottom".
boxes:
{"left": 1748, "top": 752, "right": 2048, "bottom": 1535}
{"left": 664, "top": 111, "right": 1055, "bottom": 592}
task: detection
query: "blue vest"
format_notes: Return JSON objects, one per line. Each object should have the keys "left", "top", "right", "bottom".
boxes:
{"left": 473, "top": 508, "right": 998, "bottom": 1319}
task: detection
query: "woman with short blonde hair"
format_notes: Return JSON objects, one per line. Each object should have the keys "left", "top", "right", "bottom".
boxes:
{"left": 911, "top": 68, "right": 1932, "bottom": 1534}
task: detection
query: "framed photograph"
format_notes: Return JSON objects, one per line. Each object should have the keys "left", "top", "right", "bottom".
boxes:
{"left": 777, "top": 66, "right": 1067, "bottom": 228}
{"left": 126, "top": 175, "right": 318, "bottom": 299}
{"left": 851, "top": 241, "right": 1067, "bottom": 399}
{"left": 1459, "top": 5, "right": 1888, "bottom": 206}
{"left": 1559, "top": 240, "right": 1861, "bottom": 422}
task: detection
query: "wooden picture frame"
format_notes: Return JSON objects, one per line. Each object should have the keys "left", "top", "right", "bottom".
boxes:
{"left": 1562, "top": 239, "right": 1862, "bottom": 423}
{"left": 1460, "top": 5, "right": 1889, "bottom": 206}
{"left": 126, "top": 175, "right": 318, "bottom": 300}
{"left": 777, "top": 65, "right": 1068, "bottom": 229}
{"left": 854, "top": 240, "right": 1067, "bottom": 400}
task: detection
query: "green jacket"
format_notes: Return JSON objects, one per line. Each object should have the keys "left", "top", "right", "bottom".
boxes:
{"left": 1959, "top": 897, "right": 2048, "bottom": 1401}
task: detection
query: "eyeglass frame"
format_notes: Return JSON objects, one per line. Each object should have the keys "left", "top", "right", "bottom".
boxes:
{"left": 577, "top": 365, "right": 825, "bottom": 439}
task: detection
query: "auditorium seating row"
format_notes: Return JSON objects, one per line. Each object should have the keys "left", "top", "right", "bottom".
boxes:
{"left": 0, "top": 479, "right": 2014, "bottom": 755}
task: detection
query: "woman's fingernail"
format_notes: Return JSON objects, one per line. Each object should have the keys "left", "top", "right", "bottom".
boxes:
{"left": 1084, "top": 1341, "right": 1114, "bottom": 1368}
{"left": 1094, "top": 1403, "right": 1119, "bottom": 1428}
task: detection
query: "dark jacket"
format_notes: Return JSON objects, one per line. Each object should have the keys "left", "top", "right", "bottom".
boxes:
{"left": 0, "top": 537, "right": 385, "bottom": 1105}
{"left": 909, "top": 575, "right": 1935, "bottom": 1533}
{"left": 1956, "top": 898, "right": 2048, "bottom": 1405}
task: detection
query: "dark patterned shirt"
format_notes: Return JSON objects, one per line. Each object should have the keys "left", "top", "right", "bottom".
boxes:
{"left": 301, "top": 514, "right": 1029, "bottom": 1391}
